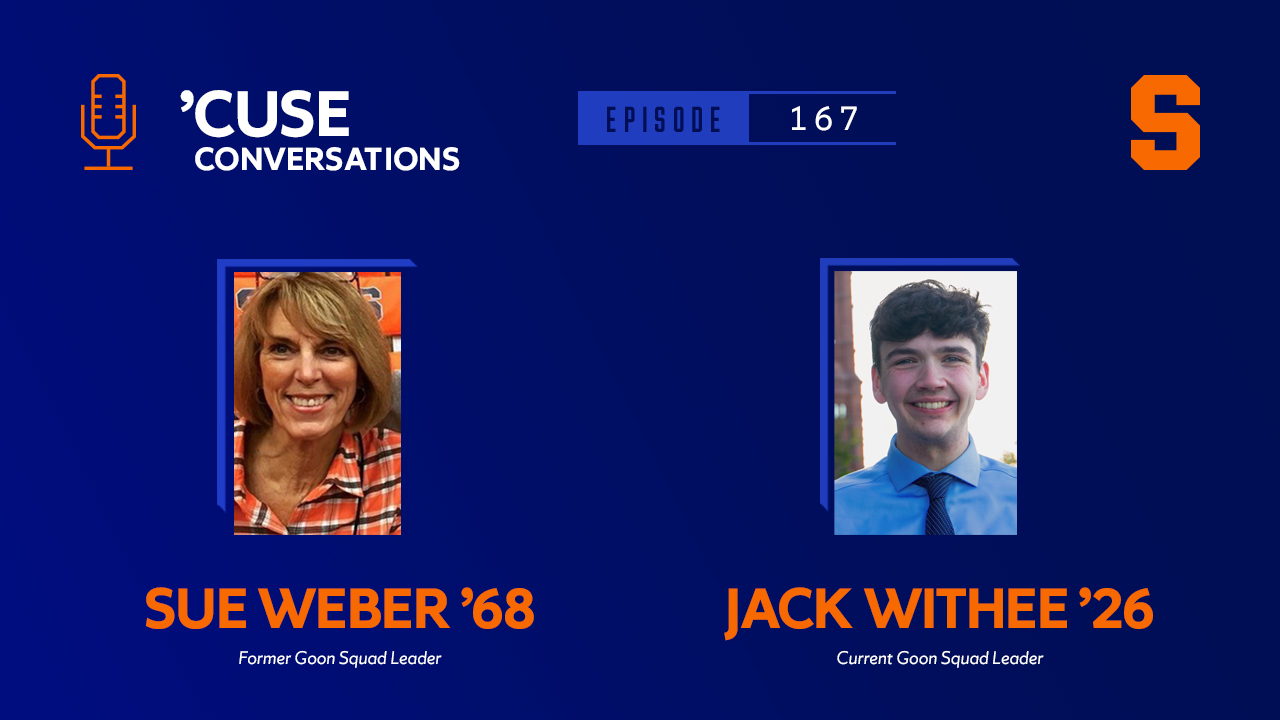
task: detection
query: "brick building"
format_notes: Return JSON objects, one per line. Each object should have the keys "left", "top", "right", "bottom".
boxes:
{"left": 833, "top": 271, "right": 863, "bottom": 474}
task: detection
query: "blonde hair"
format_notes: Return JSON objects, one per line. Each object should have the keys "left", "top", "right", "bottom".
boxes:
{"left": 234, "top": 273, "right": 392, "bottom": 431}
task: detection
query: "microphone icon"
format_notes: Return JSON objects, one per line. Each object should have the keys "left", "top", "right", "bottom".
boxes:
{"left": 80, "top": 74, "right": 136, "bottom": 170}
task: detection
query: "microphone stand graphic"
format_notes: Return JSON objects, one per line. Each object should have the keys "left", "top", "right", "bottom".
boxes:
{"left": 81, "top": 74, "right": 136, "bottom": 170}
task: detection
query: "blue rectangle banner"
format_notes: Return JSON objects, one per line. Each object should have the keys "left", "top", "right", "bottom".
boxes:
{"left": 577, "top": 91, "right": 896, "bottom": 145}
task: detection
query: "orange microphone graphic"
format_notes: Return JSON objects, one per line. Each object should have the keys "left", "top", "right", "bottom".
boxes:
{"left": 80, "top": 74, "right": 136, "bottom": 170}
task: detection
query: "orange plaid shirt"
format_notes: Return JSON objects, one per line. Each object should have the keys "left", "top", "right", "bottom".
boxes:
{"left": 233, "top": 420, "right": 402, "bottom": 535}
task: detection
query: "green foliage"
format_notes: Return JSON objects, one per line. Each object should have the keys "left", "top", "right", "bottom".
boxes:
{"left": 834, "top": 418, "right": 862, "bottom": 477}
{"left": 1002, "top": 442, "right": 1017, "bottom": 466}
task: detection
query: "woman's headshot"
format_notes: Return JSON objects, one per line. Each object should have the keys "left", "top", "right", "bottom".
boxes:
{"left": 232, "top": 272, "right": 401, "bottom": 535}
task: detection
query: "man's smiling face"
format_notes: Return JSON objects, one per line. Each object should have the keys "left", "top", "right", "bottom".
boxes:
{"left": 872, "top": 330, "right": 989, "bottom": 453}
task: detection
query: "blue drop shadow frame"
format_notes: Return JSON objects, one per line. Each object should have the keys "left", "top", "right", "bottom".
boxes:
{"left": 819, "top": 258, "right": 1018, "bottom": 511}
{"left": 216, "top": 259, "right": 416, "bottom": 513}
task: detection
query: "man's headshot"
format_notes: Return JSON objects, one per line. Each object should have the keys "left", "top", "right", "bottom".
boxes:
{"left": 834, "top": 277, "right": 1016, "bottom": 535}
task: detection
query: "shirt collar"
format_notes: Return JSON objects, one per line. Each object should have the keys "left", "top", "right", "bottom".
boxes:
{"left": 886, "top": 433, "right": 981, "bottom": 492}
{"left": 327, "top": 431, "right": 366, "bottom": 497}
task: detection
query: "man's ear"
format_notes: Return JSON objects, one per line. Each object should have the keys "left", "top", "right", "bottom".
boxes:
{"left": 975, "top": 361, "right": 990, "bottom": 400}
{"left": 871, "top": 365, "right": 887, "bottom": 404}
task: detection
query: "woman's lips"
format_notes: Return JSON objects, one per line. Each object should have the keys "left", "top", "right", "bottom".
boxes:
{"left": 285, "top": 395, "right": 333, "bottom": 414}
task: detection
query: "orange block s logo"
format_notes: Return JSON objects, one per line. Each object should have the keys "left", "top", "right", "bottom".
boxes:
{"left": 1131, "top": 75, "right": 1199, "bottom": 170}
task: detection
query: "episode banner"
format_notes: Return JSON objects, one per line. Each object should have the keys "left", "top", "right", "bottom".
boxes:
{"left": 577, "top": 91, "right": 896, "bottom": 145}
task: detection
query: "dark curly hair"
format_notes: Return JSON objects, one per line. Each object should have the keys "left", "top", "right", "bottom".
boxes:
{"left": 870, "top": 279, "right": 990, "bottom": 371}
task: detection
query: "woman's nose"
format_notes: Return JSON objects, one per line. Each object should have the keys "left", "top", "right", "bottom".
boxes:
{"left": 295, "top": 351, "right": 322, "bottom": 383}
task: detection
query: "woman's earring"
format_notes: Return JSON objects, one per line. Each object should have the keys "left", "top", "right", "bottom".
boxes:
{"left": 256, "top": 388, "right": 268, "bottom": 405}
{"left": 353, "top": 386, "right": 367, "bottom": 405}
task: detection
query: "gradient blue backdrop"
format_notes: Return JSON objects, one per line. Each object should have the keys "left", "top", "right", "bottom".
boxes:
{"left": 3, "top": 1, "right": 1267, "bottom": 717}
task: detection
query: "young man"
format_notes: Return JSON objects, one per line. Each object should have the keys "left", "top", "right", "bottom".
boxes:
{"left": 834, "top": 279, "right": 1016, "bottom": 535}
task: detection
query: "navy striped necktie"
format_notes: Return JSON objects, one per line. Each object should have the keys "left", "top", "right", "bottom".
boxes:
{"left": 915, "top": 472, "right": 956, "bottom": 535}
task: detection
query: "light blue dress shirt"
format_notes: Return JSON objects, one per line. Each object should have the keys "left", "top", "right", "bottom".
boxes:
{"left": 834, "top": 435, "right": 1016, "bottom": 535}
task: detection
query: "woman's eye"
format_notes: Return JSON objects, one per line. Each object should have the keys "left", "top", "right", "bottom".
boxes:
{"left": 268, "top": 343, "right": 292, "bottom": 354}
{"left": 321, "top": 345, "right": 348, "bottom": 356}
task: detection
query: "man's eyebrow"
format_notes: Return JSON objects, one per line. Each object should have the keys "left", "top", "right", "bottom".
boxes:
{"left": 937, "top": 346, "right": 973, "bottom": 357}
{"left": 884, "top": 348, "right": 920, "bottom": 360}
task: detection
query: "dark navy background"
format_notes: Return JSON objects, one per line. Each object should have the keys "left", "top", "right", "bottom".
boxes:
{"left": 4, "top": 1, "right": 1268, "bottom": 717}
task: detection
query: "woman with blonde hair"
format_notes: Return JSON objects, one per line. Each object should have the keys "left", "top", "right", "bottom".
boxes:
{"left": 232, "top": 272, "right": 401, "bottom": 535}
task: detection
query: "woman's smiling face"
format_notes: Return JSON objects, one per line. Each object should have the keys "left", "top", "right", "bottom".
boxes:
{"left": 259, "top": 306, "right": 359, "bottom": 443}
